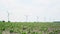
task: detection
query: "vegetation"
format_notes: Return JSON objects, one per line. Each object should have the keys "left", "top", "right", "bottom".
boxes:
{"left": 0, "top": 22, "right": 60, "bottom": 34}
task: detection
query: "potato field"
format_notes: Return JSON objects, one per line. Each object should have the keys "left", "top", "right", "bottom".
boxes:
{"left": 0, "top": 22, "right": 60, "bottom": 34}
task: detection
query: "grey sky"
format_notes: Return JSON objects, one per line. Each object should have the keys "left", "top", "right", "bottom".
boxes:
{"left": 0, "top": 0, "right": 60, "bottom": 22}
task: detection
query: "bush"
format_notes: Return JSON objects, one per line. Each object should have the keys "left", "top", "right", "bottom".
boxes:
{"left": 2, "top": 21, "right": 5, "bottom": 22}
{"left": 22, "top": 32, "right": 26, "bottom": 34}
{"left": 54, "top": 30, "right": 60, "bottom": 34}
{"left": 49, "top": 32, "right": 54, "bottom": 34}
{"left": 31, "top": 32, "right": 35, "bottom": 34}
{"left": 8, "top": 21, "right": 10, "bottom": 22}
{"left": 10, "top": 29, "right": 14, "bottom": 33}
{"left": 2, "top": 28, "right": 5, "bottom": 31}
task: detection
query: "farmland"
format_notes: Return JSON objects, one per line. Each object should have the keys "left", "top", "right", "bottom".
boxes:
{"left": 0, "top": 22, "right": 60, "bottom": 34}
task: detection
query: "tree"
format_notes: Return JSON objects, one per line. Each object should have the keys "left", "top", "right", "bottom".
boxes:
{"left": 2, "top": 20, "right": 5, "bottom": 22}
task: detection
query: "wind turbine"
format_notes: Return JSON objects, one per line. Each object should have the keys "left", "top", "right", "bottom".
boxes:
{"left": 7, "top": 11, "right": 10, "bottom": 22}
{"left": 44, "top": 17, "right": 46, "bottom": 22}
{"left": 36, "top": 16, "right": 39, "bottom": 22}
{"left": 25, "top": 15, "right": 28, "bottom": 22}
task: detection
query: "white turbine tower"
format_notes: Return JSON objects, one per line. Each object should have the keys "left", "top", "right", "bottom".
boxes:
{"left": 36, "top": 16, "right": 39, "bottom": 22}
{"left": 7, "top": 11, "right": 10, "bottom": 22}
{"left": 25, "top": 15, "right": 28, "bottom": 22}
{"left": 44, "top": 17, "right": 46, "bottom": 22}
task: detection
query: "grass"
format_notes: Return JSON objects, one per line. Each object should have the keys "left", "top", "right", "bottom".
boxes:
{"left": 0, "top": 22, "right": 60, "bottom": 34}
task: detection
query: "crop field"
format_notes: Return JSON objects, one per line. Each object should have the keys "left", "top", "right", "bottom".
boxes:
{"left": 0, "top": 22, "right": 60, "bottom": 34}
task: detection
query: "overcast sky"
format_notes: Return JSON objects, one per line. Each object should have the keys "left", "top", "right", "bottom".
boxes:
{"left": 0, "top": 0, "right": 60, "bottom": 22}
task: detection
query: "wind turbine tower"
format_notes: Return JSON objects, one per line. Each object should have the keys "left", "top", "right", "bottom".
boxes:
{"left": 25, "top": 15, "right": 28, "bottom": 22}
{"left": 7, "top": 11, "right": 10, "bottom": 22}
{"left": 36, "top": 16, "right": 39, "bottom": 22}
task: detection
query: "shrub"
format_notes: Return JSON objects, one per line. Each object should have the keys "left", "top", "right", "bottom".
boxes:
{"left": 31, "top": 32, "right": 35, "bottom": 34}
{"left": 49, "top": 32, "right": 54, "bottom": 34}
{"left": 2, "top": 21, "right": 5, "bottom": 22}
{"left": 8, "top": 21, "right": 10, "bottom": 22}
{"left": 22, "top": 32, "right": 26, "bottom": 34}
{"left": 10, "top": 29, "right": 14, "bottom": 33}
{"left": 2, "top": 28, "right": 5, "bottom": 31}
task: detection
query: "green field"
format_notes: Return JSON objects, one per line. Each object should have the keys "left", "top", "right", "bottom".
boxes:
{"left": 0, "top": 22, "right": 60, "bottom": 34}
